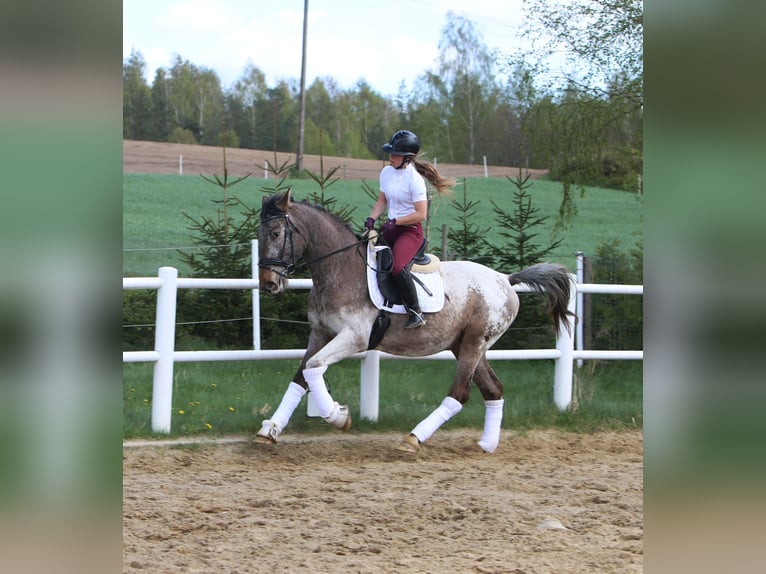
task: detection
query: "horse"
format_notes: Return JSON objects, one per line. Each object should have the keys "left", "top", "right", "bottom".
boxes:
{"left": 254, "top": 189, "right": 574, "bottom": 453}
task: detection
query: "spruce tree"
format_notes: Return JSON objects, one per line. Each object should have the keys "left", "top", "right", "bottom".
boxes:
{"left": 488, "top": 172, "right": 563, "bottom": 272}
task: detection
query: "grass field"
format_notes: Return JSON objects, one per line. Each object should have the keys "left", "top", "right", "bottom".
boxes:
{"left": 123, "top": 359, "right": 642, "bottom": 438}
{"left": 123, "top": 173, "right": 643, "bottom": 438}
{"left": 123, "top": 173, "right": 643, "bottom": 276}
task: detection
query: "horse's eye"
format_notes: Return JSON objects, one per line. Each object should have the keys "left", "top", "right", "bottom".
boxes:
{"left": 270, "top": 231, "right": 280, "bottom": 239}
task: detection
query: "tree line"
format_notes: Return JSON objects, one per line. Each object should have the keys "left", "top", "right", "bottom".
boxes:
{"left": 124, "top": 9, "right": 642, "bottom": 194}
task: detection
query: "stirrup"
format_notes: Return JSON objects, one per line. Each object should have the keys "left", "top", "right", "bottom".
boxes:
{"left": 404, "top": 311, "right": 426, "bottom": 329}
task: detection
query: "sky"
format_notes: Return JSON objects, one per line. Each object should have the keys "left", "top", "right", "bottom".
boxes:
{"left": 123, "top": 0, "right": 528, "bottom": 96}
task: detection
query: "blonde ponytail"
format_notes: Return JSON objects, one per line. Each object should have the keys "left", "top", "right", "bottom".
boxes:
{"left": 412, "top": 158, "right": 455, "bottom": 196}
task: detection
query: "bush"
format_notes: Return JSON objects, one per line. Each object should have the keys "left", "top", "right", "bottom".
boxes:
{"left": 587, "top": 239, "right": 643, "bottom": 350}
{"left": 551, "top": 152, "right": 642, "bottom": 193}
{"left": 122, "top": 290, "right": 156, "bottom": 351}
{"left": 168, "top": 127, "right": 198, "bottom": 145}
{"left": 217, "top": 129, "right": 239, "bottom": 148}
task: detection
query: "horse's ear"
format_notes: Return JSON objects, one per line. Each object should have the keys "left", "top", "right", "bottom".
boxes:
{"left": 276, "top": 187, "right": 292, "bottom": 212}
{"left": 262, "top": 188, "right": 292, "bottom": 214}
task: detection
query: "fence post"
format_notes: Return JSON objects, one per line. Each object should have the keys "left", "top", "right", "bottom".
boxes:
{"left": 576, "top": 252, "right": 584, "bottom": 368}
{"left": 359, "top": 350, "right": 381, "bottom": 421}
{"left": 553, "top": 273, "right": 577, "bottom": 411}
{"left": 252, "top": 239, "right": 261, "bottom": 350}
{"left": 152, "top": 266, "right": 178, "bottom": 433}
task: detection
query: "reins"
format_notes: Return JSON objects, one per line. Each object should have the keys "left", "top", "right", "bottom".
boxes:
{"left": 258, "top": 213, "right": 368, "bottom": 277}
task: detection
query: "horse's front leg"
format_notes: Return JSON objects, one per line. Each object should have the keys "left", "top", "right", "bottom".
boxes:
{"left": 302, "top": 327, "right": 368, "bottom": 430}
{"left": 254, "top": 327, "right": 366, "bottom": 443}
{"left": 254, "top": 330, "right": 329, "bottom": 444}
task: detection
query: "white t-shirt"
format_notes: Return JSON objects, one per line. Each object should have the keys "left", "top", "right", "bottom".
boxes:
{"left": 379, "top": 163, "right": 428, "bottom": 220}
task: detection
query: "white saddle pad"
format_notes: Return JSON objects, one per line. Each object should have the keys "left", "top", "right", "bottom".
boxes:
{"left": 366, "top": 242, "right": 445, "bottom": 314}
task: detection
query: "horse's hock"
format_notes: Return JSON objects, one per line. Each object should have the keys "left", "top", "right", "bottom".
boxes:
{"left": 123, "top": 429, "right": 643, "bottom": 573}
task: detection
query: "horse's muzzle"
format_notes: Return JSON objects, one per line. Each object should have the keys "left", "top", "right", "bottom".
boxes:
{"left": 259, "top": 269, "right": 284, "bottom": 294}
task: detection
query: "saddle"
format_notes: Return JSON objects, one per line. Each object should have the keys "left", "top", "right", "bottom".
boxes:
{"left": 374, "top": 236, "right": 440, "bottom": 306}
{"left": 365, "top": 232, "right": 444, "bottom": 349}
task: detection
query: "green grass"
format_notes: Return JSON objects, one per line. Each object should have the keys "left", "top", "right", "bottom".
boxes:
{"left": 123, "top": 172, "right": 643, "bottom": 439}
{"left": 123, "top": 173, "right": 643, "bottom": 276}
{"left": 123, "top": 359, "right": 642, "bottom": 438}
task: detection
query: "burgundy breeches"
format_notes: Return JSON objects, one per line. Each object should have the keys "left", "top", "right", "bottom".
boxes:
{"left": 381, "top": 223, "right": 424, "bottom": 276}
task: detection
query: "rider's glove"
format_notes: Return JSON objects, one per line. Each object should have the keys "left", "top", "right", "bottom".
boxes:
{"left": 381, "top": 219, "right": 397, "bottom": 234}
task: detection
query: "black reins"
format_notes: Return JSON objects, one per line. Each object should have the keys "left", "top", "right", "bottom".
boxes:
{"left": 258, "top": 213, "right": 367, "bottom": 277}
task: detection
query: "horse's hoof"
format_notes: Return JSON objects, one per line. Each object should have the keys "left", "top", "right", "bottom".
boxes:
{"left": 325, "top": 403, "right": 352, "bottom": 432}
{"left": 396, "top": 434, "right": 420, "bottom": 453}
{"left": 253, "top": 435, "right": 276, "bottom": 445}
{"left": 476, "top": 440, "right": 498, "bottom": 453}
{"left": 254, "top": 420, "right": 279, "bottom": 444}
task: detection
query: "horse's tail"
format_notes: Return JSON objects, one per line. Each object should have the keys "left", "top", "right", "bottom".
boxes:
{"left": 509, "top": 263, "right": 575, "bottom": 336}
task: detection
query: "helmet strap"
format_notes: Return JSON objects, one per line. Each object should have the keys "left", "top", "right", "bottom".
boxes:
{"left": 395, "top": 156, "right": 412, "bottom": 170}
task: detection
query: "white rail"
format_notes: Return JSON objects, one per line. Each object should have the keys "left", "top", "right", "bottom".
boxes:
{"left": 123, "top": 243, "right": 642, "bottom": 433}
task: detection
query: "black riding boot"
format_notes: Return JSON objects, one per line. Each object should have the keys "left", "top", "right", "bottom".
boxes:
{"left": 393, "top": 268, "right": 426, "bottom": 329}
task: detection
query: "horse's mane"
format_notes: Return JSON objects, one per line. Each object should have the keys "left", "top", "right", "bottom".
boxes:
{"left": 263, "top": 193, "right": 357, "bottom": 238}
{"left": 299, "top": 200, "right": 356, "bottom": 234}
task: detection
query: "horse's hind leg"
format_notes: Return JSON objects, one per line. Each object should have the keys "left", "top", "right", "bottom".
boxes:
{"left": 397, "top": 341, "right": 483, "bottom": 452}
{"left": 473, "top": 358, "right": 505, "bottom": 453}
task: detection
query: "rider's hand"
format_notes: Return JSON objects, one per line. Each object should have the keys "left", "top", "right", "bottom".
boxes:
{"left": 364, "top": 217, "right": 375, "bottom": 231}
{"left": 381, "top": 219, "right": 397, "bottom": 234}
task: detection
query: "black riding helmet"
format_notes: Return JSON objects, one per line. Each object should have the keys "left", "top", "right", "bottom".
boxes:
{"left": 382, "top": 130, "right": 420, "bottom": 156}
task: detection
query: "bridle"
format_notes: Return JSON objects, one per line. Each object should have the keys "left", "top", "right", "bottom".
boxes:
{"left": 258, "top": 213, "right": 368, "bottom": 278}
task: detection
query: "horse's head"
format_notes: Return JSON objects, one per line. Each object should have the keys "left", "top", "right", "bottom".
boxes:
{"left": 258, "top": 188, "right": 306, "bottom": 294}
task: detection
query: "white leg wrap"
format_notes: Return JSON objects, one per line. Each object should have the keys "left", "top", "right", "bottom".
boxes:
{"left": 477, "top": 399, "right": 504, "bottom": 453}
{"left": 324, "top": 402, "right": 351, "bottom": 429}
{"left": 256, "top": 382, "right": 306, "bottom": 442}
{"left": 270, "top": 382, "right": 306, "bottom": 430}
{"left": 303, "top": 365, "right": 334, "bottom": 418}
{"left": 411, "top": 396, "right": 463, "bottom": 444}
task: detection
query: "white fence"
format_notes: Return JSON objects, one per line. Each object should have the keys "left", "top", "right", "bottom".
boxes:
{"left": 123, "top": 244, "right": 643, "bottom": 433}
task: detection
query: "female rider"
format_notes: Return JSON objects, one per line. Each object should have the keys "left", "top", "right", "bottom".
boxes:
{"left": 365, "top": 130, "right": 454, "bottom": 328}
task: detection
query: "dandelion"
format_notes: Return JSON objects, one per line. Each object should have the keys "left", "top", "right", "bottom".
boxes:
{"left": 211, "top": 383, "right": 217, "bottom": 389}
{"left": 178, "top": 409, "right": 185, "bottom": 415}
{"left": 228, "top": 406, "right": 235, "bottom": 412}
{"left": 205, "top": 423, "right": 213, "bottom": 430}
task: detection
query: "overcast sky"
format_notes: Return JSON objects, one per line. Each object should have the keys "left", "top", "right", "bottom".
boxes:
{"left": 123, "top": 0, "right": 528, "bottom": 95}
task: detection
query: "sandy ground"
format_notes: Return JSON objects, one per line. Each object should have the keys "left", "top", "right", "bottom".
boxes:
{"left": 123, "top": 143, "right": 637, "bottom": 572}
{"left": 123, "top": 140, "right": 548, "bottom": 181}
{"left": 123, "top": 428, "right": 642, "bottom": 573}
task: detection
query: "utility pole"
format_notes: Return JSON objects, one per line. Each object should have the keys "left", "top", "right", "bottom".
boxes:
{"left": 296, "top": 0, "right": 308, "bottom": 172}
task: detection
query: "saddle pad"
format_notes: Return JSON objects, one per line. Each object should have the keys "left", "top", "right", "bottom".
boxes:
{"left": 366, "top": 242, "right": 445, "bottom": 314}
